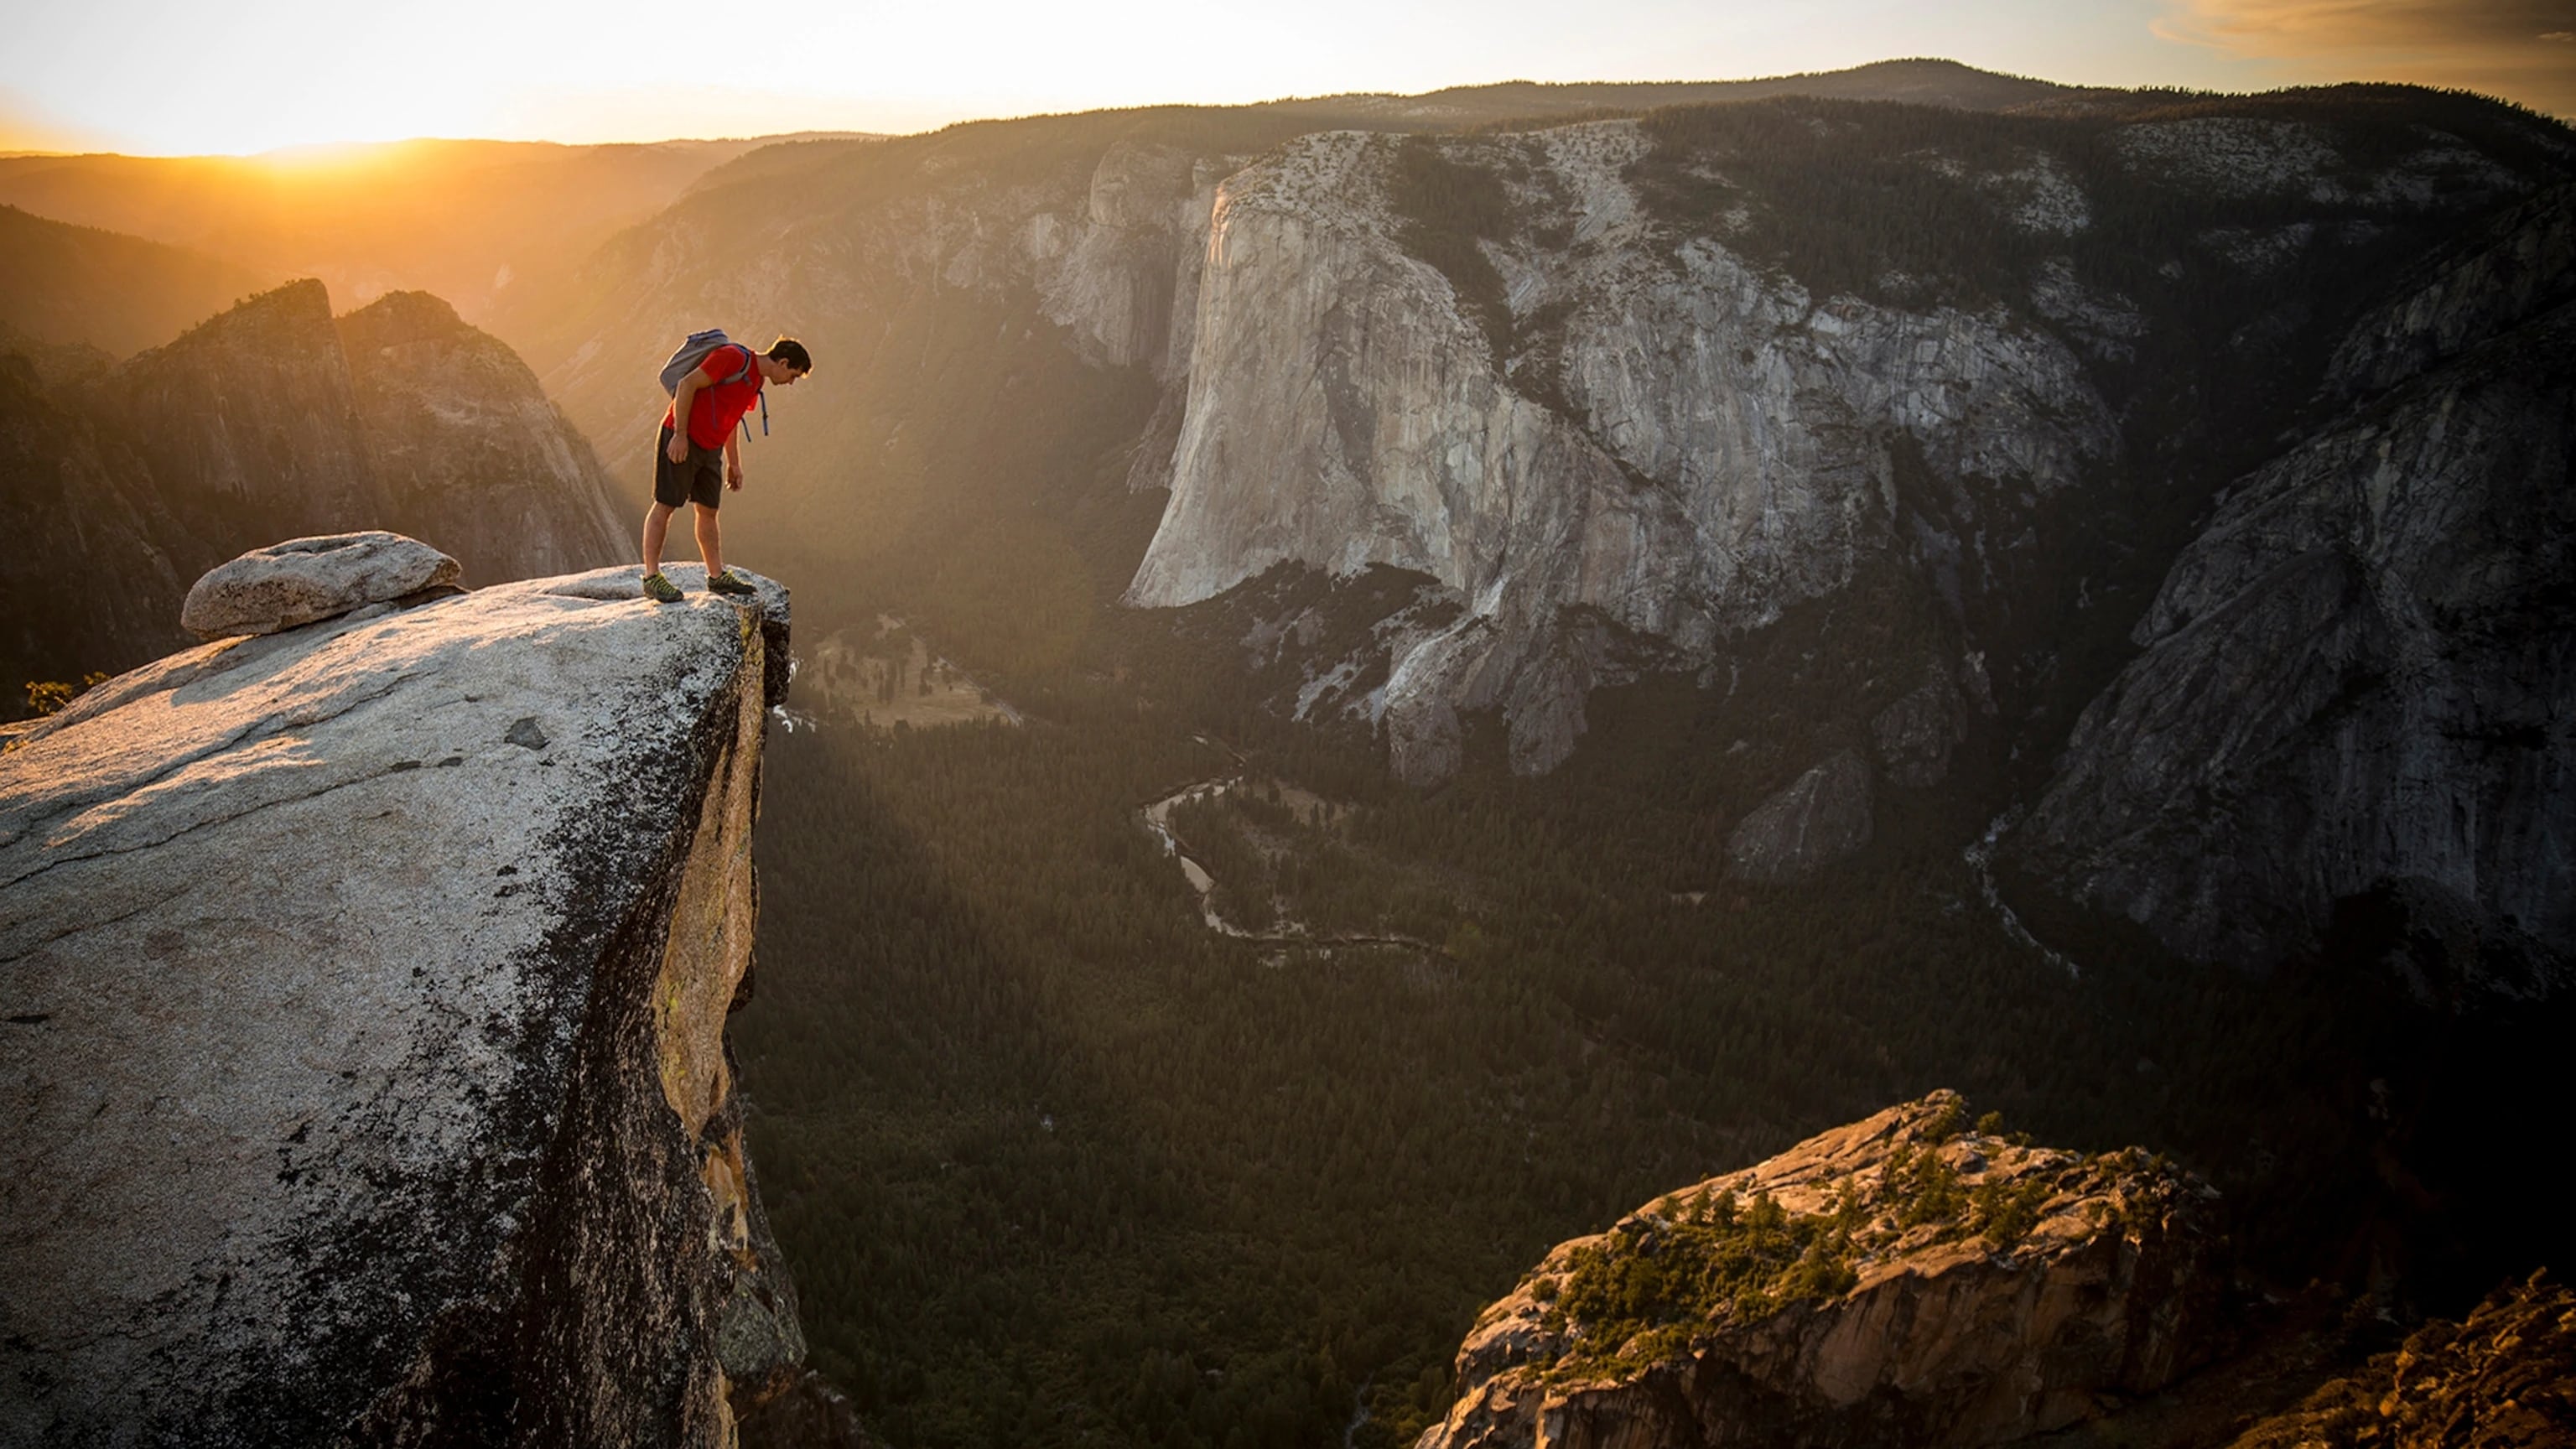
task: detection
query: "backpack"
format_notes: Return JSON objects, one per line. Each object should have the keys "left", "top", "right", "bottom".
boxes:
{"left": 658, "top": 329, "right": 756, "bottom": 395}
{"left": 657, "top": 329, "right": 774, "bottom": 440}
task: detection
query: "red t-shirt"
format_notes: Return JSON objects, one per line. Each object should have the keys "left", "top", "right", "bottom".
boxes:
{"left": 662, "top": 345, "right": 764, "bottom": 450}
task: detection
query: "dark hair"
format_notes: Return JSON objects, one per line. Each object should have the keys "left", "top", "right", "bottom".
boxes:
{"left": 766, "top": 337, "right": 813, "bottom": 373}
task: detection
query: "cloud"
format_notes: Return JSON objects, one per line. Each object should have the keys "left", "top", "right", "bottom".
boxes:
{"left": 2156, "top": 0, "right": 2576, "bottom": 114}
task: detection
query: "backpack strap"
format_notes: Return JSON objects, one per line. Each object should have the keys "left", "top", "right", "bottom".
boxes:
{"left": 725, "top": 345, "right": 766, "bottom": 442}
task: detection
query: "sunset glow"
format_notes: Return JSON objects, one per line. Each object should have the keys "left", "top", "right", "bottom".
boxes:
{"left": 6, "top": 0, "right": 2571, "bottom": 157}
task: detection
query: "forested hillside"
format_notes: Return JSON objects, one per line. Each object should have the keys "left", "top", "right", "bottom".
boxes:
{"left": 741, "top": 603, "right": 2573, "bottom": 1448}
{"left": 0, "top": 203, "right": 273, "bottom": 356}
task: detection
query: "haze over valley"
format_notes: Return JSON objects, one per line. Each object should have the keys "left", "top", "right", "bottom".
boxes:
{"left": 3, "top": 45, "right": 2573, "bottom": 1449}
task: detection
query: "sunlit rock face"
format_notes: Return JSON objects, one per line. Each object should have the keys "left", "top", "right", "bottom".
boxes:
{"left": 1420, "top": 1093, "right": 2224, "bottom": 1449}
{"left": 1124, "top": 124, "right": 2110, "bottom": 780}
{"left": 1033, "top": 139, "right": 1210, "bottom": 376}
{"left": 2221, "top": 1273, "right": 2576, "bottom": 1448}
{"left": 0, "top": 563, "right": 802, "bottom": 1446}
{"left": 2010, "top": 188, "right": 2576, "bottom": 979}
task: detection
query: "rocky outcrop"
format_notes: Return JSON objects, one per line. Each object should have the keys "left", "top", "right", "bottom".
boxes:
{"left": 2325, "top": 184, "right": 2576, "bottom": 397}
{"left": 0, "top": 561, "right": 804, "bottom": 1446}
{"left": 1420, "top": 1093, "right": 2224, "bottom": 1449}
{"left": 2224, "top": 1273, "right": 2576, "bottom": 1448}
{"left": 2012, "top": 190, "right": 2576, "bottom": 977}
{"left": 1872, "top": 667, "right": 1970, "bottom": 790}
{"left": 1727, "top": 750, "right": 1876, "bottom": 882}
{"left": 181, "top": 532, "right": 462, "bottom": 638}
{"left": 339, "top": 290, "right": 628, "bottom": 587}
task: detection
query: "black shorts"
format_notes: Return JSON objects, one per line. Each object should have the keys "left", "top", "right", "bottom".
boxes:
{"left": 654, "top": 424, "right": 723, "bottom": 510}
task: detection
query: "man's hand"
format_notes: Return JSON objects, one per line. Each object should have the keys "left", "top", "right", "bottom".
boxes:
{"left": 667, "top": 433, "right": 690, "bottom": 464}
{"left": 726, "top": 458, "right": 745, "bottom": 491}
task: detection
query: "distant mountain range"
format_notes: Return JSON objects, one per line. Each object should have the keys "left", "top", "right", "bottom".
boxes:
{"left": 0, "top": 205, "right": 271, "bottom": 357}
{"left": 16, "top": 60, "right": 2568, "bottom": 982}
{"left": 0, "top": 134, "right": 829, "bottom": 335}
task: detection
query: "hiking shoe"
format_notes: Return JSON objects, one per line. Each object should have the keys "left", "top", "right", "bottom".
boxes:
{"left": 641, "top": 571, "right": 685, "bottom": 604}
{"left": 706, "top": 569, "right": 758, "bottom": 597}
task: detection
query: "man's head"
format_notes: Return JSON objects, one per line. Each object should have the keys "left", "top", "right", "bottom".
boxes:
{"left": 760, "top": 336, "right": 813, "bottom": 387}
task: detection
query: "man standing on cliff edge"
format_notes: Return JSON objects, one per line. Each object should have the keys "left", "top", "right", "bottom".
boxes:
{"left": 641, "top": 335, "right": 813, "bottom": 603}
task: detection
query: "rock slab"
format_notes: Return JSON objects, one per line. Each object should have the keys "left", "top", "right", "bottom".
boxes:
{"left": 179, "top": 530, "right": 463, "bottom": 638}
{"left": 1, "top": 563, "right": 800, "bottom": 1447}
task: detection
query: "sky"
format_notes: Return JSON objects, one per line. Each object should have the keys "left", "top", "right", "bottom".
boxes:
{"left": 3, "top": 0, "right": 2571, "bottom": 156}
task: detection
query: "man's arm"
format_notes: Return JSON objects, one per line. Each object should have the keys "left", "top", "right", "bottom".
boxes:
{"left": 669, "top": 370, "right": 708, "bottom": 461}
{"left": 724, "top": 429, "right": 743, "bottom": 490}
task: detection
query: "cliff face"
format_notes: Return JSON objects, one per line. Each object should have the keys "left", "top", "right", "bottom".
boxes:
{"left": 338, "top": 290, "right": 629, "bottom": 586}
{"left": 1126, "top": 123, "right": 2110, "bottom": 779}
{"left": 0, "top": 353, "right": 192, "bottom": 689}
{"left": 0, "top": 561, "right": 803, "bottom": 1446}
{"left": 1421, "top": 1093, "right": 2223, "bottom": 1449}
{"left": 2011, "top": 188, "right": 2576, "bottom": 976}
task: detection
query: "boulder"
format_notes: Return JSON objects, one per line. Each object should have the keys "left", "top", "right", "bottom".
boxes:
{"left": 0, "top": 564, "right": 801, "bottom": 1446}
{"left": 1727, "top": 749, "right": 1875, "bottom": 883}
{"left": 1422, "top": 1093, "right": 2225, "bottom": 1449}
{"left": 179, "top": 530, "right": 462, "bottom": 639}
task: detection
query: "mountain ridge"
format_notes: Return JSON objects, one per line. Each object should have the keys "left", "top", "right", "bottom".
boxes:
{"left": 1, "top": 278, "right": 628, "bottom": 700}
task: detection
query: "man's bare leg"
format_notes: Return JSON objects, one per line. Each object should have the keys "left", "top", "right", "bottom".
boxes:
{"left": 693, "top": 504, "right": 724, "bottom": 579}
{"left": 642, "top": 501, "right": 678, "bottom": 576}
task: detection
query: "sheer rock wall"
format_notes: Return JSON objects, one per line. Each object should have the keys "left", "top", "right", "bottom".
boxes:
{"left": 2010, "top": 189, "right": 2576, "bottom": 974}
